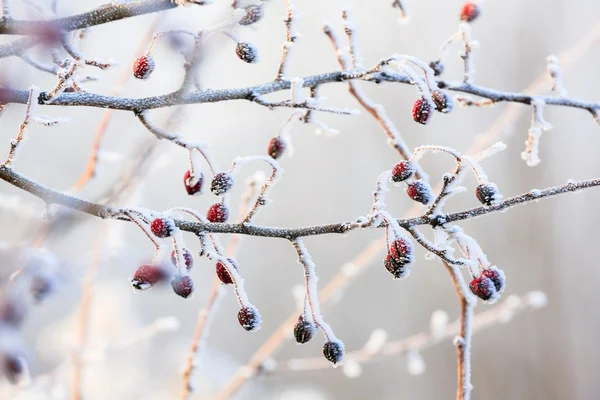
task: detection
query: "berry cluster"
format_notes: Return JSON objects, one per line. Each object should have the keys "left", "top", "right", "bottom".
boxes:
{"left": 469, "top": 267, "right": 506, "bottom": 302}
{"left": 411, "top": 90, "right": 454, "bottom": 125}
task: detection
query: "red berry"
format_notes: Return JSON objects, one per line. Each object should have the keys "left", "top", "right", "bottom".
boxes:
{"left": 391, "top": 160, "right": 416, "bottom": 182}
{"left": 482, "top": 267, "right": 506, "bottom": 293}
{"left": 133, "top": 55, "right": 155, "bottom": 79}
{"left": 207, "top": 203, "right": 229, "bottom": 223}
{"left": 150, "top": 217, "right": 176, "bottom": 238}
{"left": 469, "top": 275, "right": 498, "bottom": 302}
{"left": 432, "top": 90, "right": 453, "bottom": 113}
{"left": 412, "top": 98, "right": 432, "bottom": 125}
{"left": 460, "top": 2, "right": 480, "bottom": 22}
{"left": 475, "top": 183, "right": 501, "bottom": 206}
{"left": 406, "top": 180, "right": 433, "bottom": 205}
{"left": 171, "top": 275, "right": 194, "bottom": 299}
{"left": 184, "top": 170, "right": 204, "bottom": 195}
{"left": 131, "top": 264, "right": 166, "bottom": 291}
{"left": 210, "top": 173, "right": 234, "bottom": 196}
{"left": 236, "top": 42, "right": 259, "bottom": 63}
{"left": 239, "top": 4, "right": 264, "bottom": 26}
{"left": 238, "top": 306, "right": 262, "bottom": 331}
{"left": 216, "top": 258, "right": 239, "bottom": 284}
{"left": 170, "top": 248, "right": 194, "bottom": 271}
{"left": 293, "top": 315, "right": 317, "bottom": 344}
{"left": 389, "top": 238, "right": 414, "bottom": 263}
{"left": 322, "top": 340, "right": 345, "bottom": 365}
{"left": 267, "top": 137, "right": 286, "bottom": 159}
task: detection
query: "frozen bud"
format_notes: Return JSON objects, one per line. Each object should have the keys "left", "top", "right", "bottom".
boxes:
{"left": 469, "top": 275, "right": 498, "bottom": 302}
{"left": 171, "top": 275, "right": 194, "bottom": 299}
{"left": 30, "top": 275, "right": 54, "bottom": 303}
{"left": 210, "top": 172, "right": 234, "bottom": 196}
{"left": 131, "top": 264, "right": 167, "bottom": 291}
{"left": 293, "top": 315, "right": 317, "bottom": 344}
{"left": 482, "top": 267, "right": 506, "bottom": 293}
{"left": 216, "top": 258, "right": 239, "bottom": 284}
{"left": 429, "top": 60, "right": 444, "bottom": 76}
{"left": 239, "top": 4, "right": 264, "bottom": 26}
{"left": 343, "top": 360, "right": 362, "bottom": 379}
{"left": 406, "top": 180, "right": 433, "bottom": 205}
{"left": 407, "top": 351, "right": 426, "bottom": 376}
{"left": 207, "top": 203, "right": 229, "bottom": 223}
{"left": 412, "top": 98, "right": 432, "bottom": 125}
{"left": 171, "top": 248, "right": 194, "bottom": 271}
{"left": 432, "top": 90, "right": 454, "bottom": 113}
{"left": 238, "top": 306, "right": 262, "bottom": 331}
{"left": 150, "top": 217, "right": 176, "bottom": 238}
{"left": 236, "top": 42, "right": 259, "bottom": 63}
{"left": 0, "top": 298, "right": 25, "bottom": 327}
{"left": 391, "top": 160, "right": 416, "bottom": 182}
{"left": 133, "top": 55, "right": 155, "bottom": 79}
{"left": 460, "top": 2, "right": 481, "bottom": 22}
{"left": 267, "top": 137, "right": 286, "bottom": 159}
{"left": 475, "top": 183, "right": 502, "bottom": 206}
{"left": 322, "top": 340, "right": 345, "bottom": 365}
{"left": 184, "top": 170, "right": 204, "bottom": 195}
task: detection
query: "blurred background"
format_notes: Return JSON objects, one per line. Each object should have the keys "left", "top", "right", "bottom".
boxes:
{"left": 1, "top": 0, "right": 600, "bottom": 399}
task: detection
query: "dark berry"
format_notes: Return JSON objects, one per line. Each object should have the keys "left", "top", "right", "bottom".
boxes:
{"left": 460, "top": 2, "right": 480, "bottom": 22}
{"left": 406, "top": 180, "right": 433, "bottom": 205}
{"left": 133, "top": 55, "right": 155, "bottom": 79}
{"left": 216, "top": 258, "right": 239, "bottom": 284}
{"left": 150, "top": 217, "right": 176, "bottom": 238}
{"left": 322, "top": 340, "right": 345, "bottom": 365}
{"left": 391, "top": 160, "right": 416, "bottom": 182}
{"left": 238, "top": 306, "right": 261, "bottom": 331}
{"left": 475, "top": 183, "right": 501, "bottom": 206}
{"left": 469, "top": 275, "right": 498, "bottom": 302}
{"left": 236, "top": 42, "right": 259, "bottom": 63}
{"left": 239, "top": 4, "right": 264, "bottom": 26}
{"left": 171, "top": 248, "right": 194, "bottom": 271}
{"left": 210, "top": 172, "right": 234, "bottom": 196}
{"left": 432, "top": 90, "right": 453, "bottom": 113}
{"left": 412, "top": 98, "right": 432, "bottom": 125}
{"left": 207, "top": 203, "right": 229, "bottom": 223}
{"left": 171, "top": 275, "right": 194, "bottom": 299}
{"left": 482, "top": 267, "right": 506, "bottom": 293}
{"left": 384, "top": 254, "right": 410, "bottom": 279}
{"left": 293, "top": 315, "right": 317, "bottom": 344}
{"left": 2, "top": 354, "right": 26, "bottom": 385}
{"left": 131, "top": 264, "right": 167, "bottom": 291}
{"left": 184, "top": 170, "right": 204, "bottom": 195}
{"left": 429, "top": 60, "right": 444, "bottom": 76}
{"left": 267, "top": 137, "right": 286, "bottom": 159}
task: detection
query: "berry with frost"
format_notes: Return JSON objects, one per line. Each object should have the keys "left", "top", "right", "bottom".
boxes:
{"left": 482, "top": 267, "right": 506, "bottom": 293}
{"left": 171, "top": 275, "right": 194, "bottom": 299}
{"left": 406, "top": 180, "right": 433, "bottom": 205}
{"left": 460, "top": 2, "right": 480, "bottom": 22}
{"left": 293, "top": 315, "right": 317, "bottom": 344}
{"left": 236, "top": 42, "right": 259, "bottom": 63}
{"left": 171, "top": 248, "right": 194, "bottom": 271}
{"left": 391, "top": 160, "right": 416, "bottom": 182}
{"left": 432, "top": 90, "right": 453, "bottom": 113}
{"left": 383, "top": 238, "right": 413, "bottom": 279}
{"left": 268, "top": 137, "right": 286, "bottom": 159}
{"left": 469, "top": 275, "right": 498, "bottom": 301}
{"left": 210, "top": 172, "right": 234, "bottom": 195}
{"left": 412, "top": 98, "right": 432, "bottom": 125}
{"left": 429, "top": 60, "right": 444, "bottom": 76}
{"left": 216, "top": 258, "right": 239, "bottom": 284}
{"left": 184, "top": 170, "right": 204, "bottom": 195}
{"left": 239, "top": 4, "right": 264, "bottom": 26}
{"left": 150, "top": 217, "right": 176, "bottom": 238}
{"left": 133, "top": 55, "right": 155, "bottom": 79}
{"left": 207, "top": 203, "right": 229, "bottom": 223}
{"left": 323, "top": 340, "right": 345, "bottom": 365}
{"left": 475, "top": 183, "right": 501, "bottom": 206}
{"left": 131, "top": 264, "right": 167, "bottom": 291}
{"left": 238, "top": 306, "right": 261, "bottom": 331}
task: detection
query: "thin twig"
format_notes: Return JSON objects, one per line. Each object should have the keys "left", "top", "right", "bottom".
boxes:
{"left": 276, "top": 0, "right": 296, "bottom": 80}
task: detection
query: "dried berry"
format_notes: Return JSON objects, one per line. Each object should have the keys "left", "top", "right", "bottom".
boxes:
{"left": 236, "top": 42, "right": 259, "bottom": 63}
{"left": 322, "top": 340, "right": 345, "bottom": 365}
{"left": 171, "top": 248, "right": 194, "bottom": 271}
{"left": 131, "top": 264, "right": 166, "bottom": 291}
{"left": 133, "top": 55, "right": 155, "bottom": 79}
{"left": 391, "top": 160, "right": 416, "bottom": 182}
{"left": 216, "top": 258, "right": 239, "bottom": 284}
{"left": 171, "top": 275, "right": 194, "bottom": 299}
{"left": 406, "top": 180, "right": 433, "bottom": 205}
{"left": 268, "top": 137, "right": 286, "bottom": 159}
{"left": 210, "top": 172, "right": 234, "bottom": 195}
{"left": 432, "top": 90, "right": 453, "bottom": 113}
{"left": 207, "top": 203, "right": 229, "bottom": 223}
{"left": 184, "top": 170, "right": 204, "bottom": 195}
{"left": 460, "top": 2, "right": 480, "bottom": 22}
{"left": 469, "top": 275, "right": 498, "bottom": 302}
{"left": 293, "top": 315, "right": 317, "bottom": 344}
{"left": 429, "top": 60, "right": 444, "bottom": 76}
{"left": 238, "top": 306, "right": 261, "bottom": 331}
{"left": 150, "top": 217, "right": 176, "bottom": 238}
{"left": 475, "top": 183, "right": 501, "bottom": 206}
{"left": 412, "top": 98, "right": 433, "bottom": 125}
{"left": 239, "top": 4, "right": 264, "bottom": 26}
{"left": 384, "top": 253, "right": 410, "bottom": 279}
{"left": 482, "top": 267, "right": 506, "bottom": 293}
